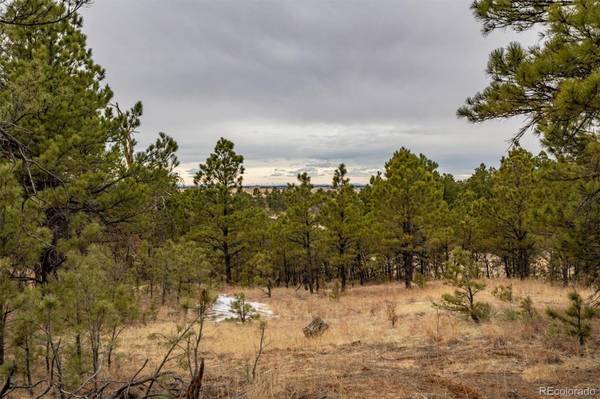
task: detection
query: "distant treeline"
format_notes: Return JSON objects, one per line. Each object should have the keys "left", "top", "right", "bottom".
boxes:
{"left": 162, "top": 138, "right": 599, "bottom": 294}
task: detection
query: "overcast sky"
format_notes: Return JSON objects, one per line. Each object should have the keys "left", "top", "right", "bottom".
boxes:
{"left": 80, "top": 1, "right": 541, "bottom": 185}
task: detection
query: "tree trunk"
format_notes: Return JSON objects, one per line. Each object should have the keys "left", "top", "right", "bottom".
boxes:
{"left": 75, "top": 333, "right": 82, "bottom": 375}
{"left": 503, "top": 256, "right": 511, "bottom": 278}
{"left": 283, "top": 251, "right": 290, "bottom": 288}
{"left": 24, "top": 337, "right": 32, "bottom": 391}
{"left": 223, "top": 223, "right": 232, "bottom": 283}
{"left": 516, "top": 248, "right": 530, "bottom": 279}
{"left": 224, "top": 252, "right": 232, "bottom": 284}
{"left": 340, "top": 264, "right": 347, "bottom": 291}
{"left": 562, "top": 263, "right": 569, "bottom": 287}
{"left": 403, "top": 252, "right": 413, "bottom": 288}
{"left": 483, "top": 255, "right": 491, "bottom": 278}
{"left": 0, "top": 311, "right": 5, "bottom": 366}
{"left": 176, "top": 278, "right": 182, "bottom": 304}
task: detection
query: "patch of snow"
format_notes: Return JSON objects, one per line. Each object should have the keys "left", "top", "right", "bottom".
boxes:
{"left": 209, "top": 294, "right": 273, "bottom": 322}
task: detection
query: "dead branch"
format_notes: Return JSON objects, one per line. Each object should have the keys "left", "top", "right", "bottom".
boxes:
{"left": 183, "top": 358, "right": 204, "bottom": 399}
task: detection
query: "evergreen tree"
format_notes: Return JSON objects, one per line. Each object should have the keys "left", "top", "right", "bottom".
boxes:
{"left": 267, "top": 216, "right": 299, "bottom": 288}
{"left": 321, "top": 164, "right": 360, "bottom": 291}
{"left": 464, "top": 163, "right": 494, "bottom": 200}
{"left": 547, "top": 291, "right": 598, "bottom": 346}
{"left": 373, "top": 148, "right": 445, "bottom": 288}
{"left": 0, "top": 1, "right": 159, "bottom": 282}
{"left": 476, "top": 148, "right": 538, "bottom": 278}
{"left": 0, "top": 163, "right": 48, "bottom": 366}
{"left": 265, "top": 188, "right": 287, "bottom": 213}
{"left": 434, "top": 248, "right": 491, "bottom": 323}
{"left": 461, "top": 1, "right": 600, "bottom": 158}
{"left": 193, "top": 138, "right": 245, "bottom": 283}
{"left": 462, "top": 0, "right": 600, "bottom": 289}
{"left": 0, "top": 262, "right": 17, "bottom": 366}
{"left": 284, "top": 172, "right": 324, "bottom": 293}
{"left": 440, "top": 173, "right": 462, "bottom": 207}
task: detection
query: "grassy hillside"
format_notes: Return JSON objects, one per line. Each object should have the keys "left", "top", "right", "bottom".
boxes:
{"left": 108, "top": 280, "right": 599, "bottom": 399}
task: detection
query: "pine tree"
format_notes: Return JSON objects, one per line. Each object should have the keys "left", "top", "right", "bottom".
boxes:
{"left": 284, "top": 172, "right": 324, "bottom": 293}
{"left": 462, "top": 0, "right": 600, "bottom": 291}
{"left": 193, "top": 138, "right": 245, "bottom": 283}
{"left": 434, "top": 248, "right": 491, "bottom": 323}
{"left": 546, "top": 291, "right": 598, "bottom": 346}
{"left": 55, "top": 246, "right": 139, "bottom": 379}
{"left": 0, "top": 263, "right": 17, "bottom": 366}
{"left": 461, "top": 1, "right": 600, "bottom": 158}
{"left": 265, "top": 188, "right": 287, "bottom": 213}
{"left": 475, "top": 148, "right": 538, "bottom": 278}
{"left": 0, "top": 0, "right": 159, "bottom": 283}
{"left": 250, "top": 251, "right": 276, "bottom": 297}
{"left": 321, "top": 164, "right": 360, "bottom": 291}
{"left": 0, "top": 162, "right": 48, "bottom": 366}
{"left": 373, "top": 148, "right": 444, "bottom": 288}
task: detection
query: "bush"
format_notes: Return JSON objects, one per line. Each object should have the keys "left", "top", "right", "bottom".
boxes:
{"left": 546, "top": 291, "right": 598, "bottom": 346}
{"left": 230, "top": 293, "right": 257, "bottom": 323}
{"left": 519, "top": 296, "right": 538, "bottom": 321}
{"left": 433, "top": 248, "right": 491, "bottom": 323}
{"left": 471, "top": 302, "right": 493, "bottom": 322}
{"left": 500, "top": 307, "right": 519, "bottom": 321}
{"left": 492, "top": 284, "right": 513, "bottom": 303}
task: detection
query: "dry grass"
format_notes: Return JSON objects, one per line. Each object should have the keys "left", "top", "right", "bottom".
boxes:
{"left": 113, "top": 279, "right": 599, "bottom": 398}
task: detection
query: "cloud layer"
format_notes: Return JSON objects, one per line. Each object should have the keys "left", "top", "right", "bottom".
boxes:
{"left": 81, "top": 0, "right": 541, "bottom": 184}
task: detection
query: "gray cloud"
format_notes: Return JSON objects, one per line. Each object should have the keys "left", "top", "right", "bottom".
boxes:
{"left": 81, "top": 0, "right": 541, "bottom": 184}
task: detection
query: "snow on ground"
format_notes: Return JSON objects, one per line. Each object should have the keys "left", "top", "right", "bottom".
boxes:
{"left": 209, "top": 294, "right": 274, "bottom": 322}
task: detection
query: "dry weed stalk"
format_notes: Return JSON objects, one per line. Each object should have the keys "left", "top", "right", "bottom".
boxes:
{"left": 385, "top": 300, "right": 399, "bottom": 327}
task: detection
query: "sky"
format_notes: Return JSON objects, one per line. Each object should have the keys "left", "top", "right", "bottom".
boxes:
{"left": 80, "top": 0, "right": 542, "bottom": 185}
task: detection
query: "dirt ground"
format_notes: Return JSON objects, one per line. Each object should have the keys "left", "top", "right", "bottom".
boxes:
{"left": 117, "top": 280, "right": 600, "bottom": 399}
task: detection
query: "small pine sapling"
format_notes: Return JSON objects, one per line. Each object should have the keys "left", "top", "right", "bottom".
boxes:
{"left": 519, "top": 296, "right": 538, "bottom": 321}
{"left": 230, "top": 293, "right": 256, "bottom": 323}
{"left": 546, "top": 291, "right": 598, "bottom": 346}
{"left": 492, "top": 284, "right": 513, "bottom": 303}
{"left": 433, "top": 248, "right": 491, "bottom": 323}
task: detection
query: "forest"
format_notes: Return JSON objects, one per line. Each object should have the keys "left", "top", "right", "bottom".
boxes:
{"left": 1, "top": 0, "right": 599, "bottom": 398}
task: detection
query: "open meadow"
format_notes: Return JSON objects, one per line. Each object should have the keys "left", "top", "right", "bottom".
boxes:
{"left": 113, "top": 281, "right": 600, "bottom": 399}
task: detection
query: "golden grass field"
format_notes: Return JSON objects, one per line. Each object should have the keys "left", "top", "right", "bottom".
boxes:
{"left": 115, "top": 280, "right": 599, "bottom": 399}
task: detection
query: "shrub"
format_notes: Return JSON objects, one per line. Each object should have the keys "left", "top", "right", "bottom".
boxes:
{"left": 500, "top": 307, "right": 519, "bottom": 321}
{"left": 433, "top": 248, "right": 491, "bottom": 323}
{"left": 230, "top": 293, "right": 257, "bottom": 323}
{"left": 413, "top": 272, "right": 427, "bottom": 289}
{"left": 492, "top": 284, "right": 513, "bottom": 303}
{"left": 519, "top": 296, "right": 538, "bottom": 320}
{"left": 546, "top": 291, "right": 598, "bottom": 346}
{"left": 471, "top": 302, "right": 493, "bottom": 322}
